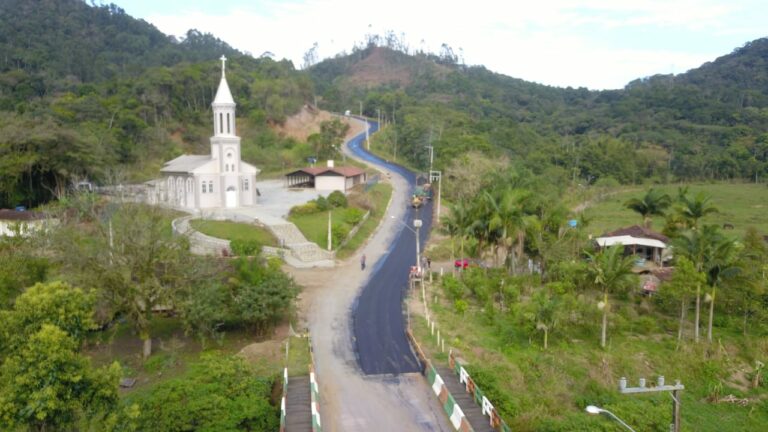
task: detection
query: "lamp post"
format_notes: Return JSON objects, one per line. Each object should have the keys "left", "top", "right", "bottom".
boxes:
{"left": 585, "top": 405, "right": 637, "bottom": 432}
{"left": 391, "top": 216, "right": 422, "bottom": 272}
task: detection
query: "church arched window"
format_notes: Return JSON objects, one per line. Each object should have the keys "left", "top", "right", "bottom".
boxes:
{"left": 219, "top": 113, "right": 223, "bottom": 134}
{"left": 201, "top": 182, "right": 207, "bottom": 193}
{"left": 226, "top": 113, "right": 231, "bottom": 134}
{"left": 243, "top": 178, "right": 249, "bottom": 191}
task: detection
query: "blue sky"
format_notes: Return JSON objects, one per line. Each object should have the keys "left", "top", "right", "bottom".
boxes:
{"left": 117, "top": 0, "right": 767, "bottom": 90}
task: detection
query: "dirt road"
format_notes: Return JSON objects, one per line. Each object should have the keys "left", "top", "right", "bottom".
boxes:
{"left": 285, "top": 118, "right": 451, "bottom": 431}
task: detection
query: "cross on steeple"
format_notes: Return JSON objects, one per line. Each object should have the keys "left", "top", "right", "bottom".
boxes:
{"left": 220, "top": 55, "right": 227, "bottom": 77}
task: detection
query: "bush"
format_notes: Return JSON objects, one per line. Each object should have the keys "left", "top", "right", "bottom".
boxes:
{"left": 289, "top": 202, "right": 320, "bottom": 215}
{"left": 327, "top": 190, "right": 348, "bottom": 208}
{"left": 331, "top": 223, "right": 349, "bottom": 248}
{"left": 315, "top": 196, "right": 330, "bottom": 211}
{"left": 343, "top": 207, "right": 365, "bottom": 225}
{"left": 230, "top": 239, "right": 263, "bottom": 256}
{"left": 130, "top": 353, "right": 279, "bottom": 431}
{"left": 442, "top": 275, "right": 465, "bottom": 301}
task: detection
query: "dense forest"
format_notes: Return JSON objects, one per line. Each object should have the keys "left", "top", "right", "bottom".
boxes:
{"left": 310, "top": 38, "right": 768, "bottom": 185}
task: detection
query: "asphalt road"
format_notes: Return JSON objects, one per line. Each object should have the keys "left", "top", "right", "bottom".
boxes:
{"left": 348, "top": 121, "right": 434, "bottom": 375}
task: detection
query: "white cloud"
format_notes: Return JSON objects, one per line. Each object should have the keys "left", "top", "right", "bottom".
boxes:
{"left": 140, "top": 0, "right": 766, "bottom": 89}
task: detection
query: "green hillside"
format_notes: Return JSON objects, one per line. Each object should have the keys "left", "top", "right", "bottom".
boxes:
{"left": 310, "top": 40, "right": 768, "bottom": 188}
{"left": 0, "top": 0, "right": 313, "bottom": 209}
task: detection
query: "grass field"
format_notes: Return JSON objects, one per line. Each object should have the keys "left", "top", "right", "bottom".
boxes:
{"left": 411, "top": 276, "right": 768, "bottom": 432}
{"left": 289, "top": 183, "right": 393, "bottom": 258}
{"left": 583, "top": 182, "right": 768, "bottom": 238}
{"left": 190, "top": 219, "right": 278, "bottom": 247}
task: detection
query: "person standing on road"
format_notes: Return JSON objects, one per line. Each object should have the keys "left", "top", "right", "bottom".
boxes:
{"left": 361, "top": 253, "right": 366, "bottom": 270}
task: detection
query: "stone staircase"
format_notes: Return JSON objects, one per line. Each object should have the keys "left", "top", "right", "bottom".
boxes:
{"left": 435, "top": 366, "right": 496, "bottom": 432}
{"left": 268, "top": 223, "right": 334, "bottom": 263}
{"left": 271, "top": 223, "right": 310, "bottom": 245}
{"left": 285, "top": 376, "right": 313, "bottom": 432}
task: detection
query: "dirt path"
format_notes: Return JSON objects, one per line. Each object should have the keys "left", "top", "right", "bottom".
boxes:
{"left": 284, "top": 117, "right": 451, "bottom": 431}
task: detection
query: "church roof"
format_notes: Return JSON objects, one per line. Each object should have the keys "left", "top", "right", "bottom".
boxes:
{"left": 161, "top": 155, "right": 212, "bottom": 173}
{"left": 212, "top": 75, "right": 235, "bottom": 105}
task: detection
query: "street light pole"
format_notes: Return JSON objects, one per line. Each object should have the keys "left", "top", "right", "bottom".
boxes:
{"left": 414, "top": 219, "right": 422, "bottom": 273}
{"left": 585, "top": 406, "right": 636, "bottom": 432}
{"left": 391, "top": 216, "right": 422, "bottom": 272}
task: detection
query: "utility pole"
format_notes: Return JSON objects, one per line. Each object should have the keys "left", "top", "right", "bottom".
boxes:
{"left": 430, "top": 170, "right": 442, "bottom": 220}
{"left": 619, "top": 376, "right": 684, "bottom": 432}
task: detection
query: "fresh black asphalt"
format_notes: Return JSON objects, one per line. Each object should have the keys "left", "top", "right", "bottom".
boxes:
{"left": 348, "top": 121, "right": 433, "bottom": 375}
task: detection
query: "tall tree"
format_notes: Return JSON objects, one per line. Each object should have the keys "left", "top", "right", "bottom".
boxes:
{"left": 584, "top": 245, "right": 637, "bottom": 348}
{"left": 52, "top": 202, "right": 194, "bottom": 359}
{"left": 664, "top": 256, "right": 706, "bottom": 349}
{"left": 624, "top": 188, "right": 672, "bottom": 228}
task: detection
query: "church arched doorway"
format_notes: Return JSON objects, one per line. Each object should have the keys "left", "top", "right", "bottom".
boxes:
{"left": 225, "top": 186, "right": 237, "bottom": 208}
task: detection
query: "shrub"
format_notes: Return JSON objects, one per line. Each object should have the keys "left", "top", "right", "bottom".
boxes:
{"left": 289, "top": 202, "right": 320, "bottom": 215}
{"left": 230, "top": 239, "right": 263, "bottom": 256}
{"left": 331, "top": 223, "right": 349, "bottom": 248}
{"left": 343, "top": 207, "right": 365, "bottom": 225}
{"left": 315, "top": 196, "right": 330, "bottom": 211}
{"left": 130, "top": 353, "right": 279, "bottom": 431}
{"left": 327, "top": 190, "right": 348, "bottom": 208}
{"left": 442, "top": 275, "right": 465, "bottom": 301}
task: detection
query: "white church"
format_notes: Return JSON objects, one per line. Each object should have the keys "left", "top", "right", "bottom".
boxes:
{"left": 147, "top": 56, "right": 259, "bottom": 210}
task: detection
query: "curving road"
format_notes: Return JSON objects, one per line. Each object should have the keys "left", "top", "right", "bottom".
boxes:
{"left": 297, "top": 118, "right": 449, "bottom": 431}
{"left": 347, "top": 121, "right": 434, "bottom": 375}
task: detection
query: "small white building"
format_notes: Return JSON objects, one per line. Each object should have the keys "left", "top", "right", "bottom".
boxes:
{"left": 147, "top": 56, "right": 259, "bottom": 210}
{"left": 284, "top": 161, "right": 366, "bottom": 193}
{"left": 0, "top": 209, "right": 53, "bottom": 237}
{"left": 595, "top": 225, "right": 670, "bottom": 265}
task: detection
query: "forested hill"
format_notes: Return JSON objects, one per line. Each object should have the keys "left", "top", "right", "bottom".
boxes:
{"left": 311, "top": 41, "right": 768, "bottom": 184}
{"left": 0, "top": 0, "right": 241, "bottom": 83}
{"left": 0, "top": 0, "right": 313, "bottom": 208}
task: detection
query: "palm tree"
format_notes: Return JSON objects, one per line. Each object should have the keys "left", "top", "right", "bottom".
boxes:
{"left": 673, "top": 225, "right": 740, "bottom": 343}
{"left": 584, "top": 245, "right": 637, "bottom": 348}
{"left": 677, "top": 191, "right": 718, "bottom": 230}
{"left": 442, "top": 201, "right": 472, "bottom": 262}
{"left": 486, "top": 189, "right": 529, "bottom": 272}
{"left": 703, "top": 234, "right": 740, "bottom": 343}
{"left": 624, "top": 188, "right": 672, "bottom": 228}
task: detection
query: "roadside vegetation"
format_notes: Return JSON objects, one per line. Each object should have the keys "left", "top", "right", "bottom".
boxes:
{"left": 413, "top": 163, "right": 768, "bottom": 431}
{"left": 0, "top": 196, "right": 298, "bottom": 431}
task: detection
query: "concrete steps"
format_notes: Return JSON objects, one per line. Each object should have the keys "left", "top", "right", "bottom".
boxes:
{"left": 285, "top": 376, "right": 312, "bottom": 432}
{"left": 435, "top": 366, "right": 496, "bottom": 432}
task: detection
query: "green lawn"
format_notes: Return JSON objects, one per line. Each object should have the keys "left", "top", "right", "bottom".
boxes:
{"left": 288, "top": 183, "right": 393, "bottom": 257}
{"left": 336, "top": 183, "right": 392, "bottom": 259}
{"left": 190, "top": 219, "right": 278, "bottom": 247}
{"left": 583, "top": 182, "right": 768, "bottom": 238}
